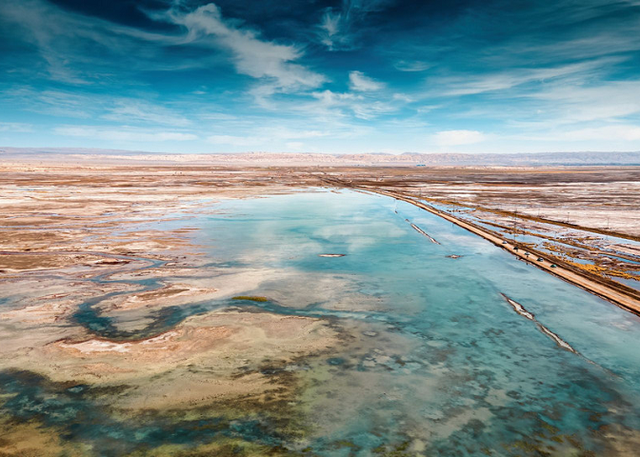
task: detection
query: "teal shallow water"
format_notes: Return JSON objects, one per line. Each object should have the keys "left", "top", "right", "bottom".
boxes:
{"left": 3, "top": 189, "right": 640, "bottom": 455}
{"left": 198, "top": 190, "right": 640, "bottom": 455}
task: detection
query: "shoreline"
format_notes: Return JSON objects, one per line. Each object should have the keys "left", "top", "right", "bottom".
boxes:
{"left": 362, "top": 187, "right": 640, "bottom": 316}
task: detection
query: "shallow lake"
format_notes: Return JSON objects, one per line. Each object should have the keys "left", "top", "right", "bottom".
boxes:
{"left": 3, "top": 189, "right": 640, "bottom": 456}
{"left": 195, "top": 189, "right": 640, "bottom": 455}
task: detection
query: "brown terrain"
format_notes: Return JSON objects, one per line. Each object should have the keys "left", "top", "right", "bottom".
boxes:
{"left": 2, "top": 159, "right": 639, "bottom": 314}
{"left": 1, "top": 156, "right": 640, "bottom": 454}
{"left": 0, "top": 161, "right": 341, "bottom": 426}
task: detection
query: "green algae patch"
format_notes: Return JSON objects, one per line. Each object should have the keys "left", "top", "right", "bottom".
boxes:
{"left": 232, "top": 296, "right": 269, "bottom": 302}
{"left": 372, "top": 440, "right": 413, "bottom": 457}
{"left": 125, "top": 439, "right": 304, "bottom": 457}
{"left": 0, "top": 367, "right": 313, "bottom": 457}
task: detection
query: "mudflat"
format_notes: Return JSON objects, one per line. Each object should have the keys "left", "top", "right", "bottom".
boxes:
{"left": 2, "top": 160, "right": 640, "bottom": 455}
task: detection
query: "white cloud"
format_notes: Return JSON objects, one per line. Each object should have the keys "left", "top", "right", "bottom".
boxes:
{"left": 199, "top": 112, "right": 237, "bottom": 121}
{"left": 266, "top": 128, "right": 326, "bottom": 139}
{"left": 434, "top": 130, "right": 486, "bottom": 146}
{"left": 438, "top": 59, "right": 617, "bottom": 96}
{"left": 307, "top": 90, "right": 359, "bottom": 118}
{"left": 0, "top": 0, "right": 178, "bottom": 84}
{"left": 2, "top": 88, "right": 198, "bottom": 128}
{"left": 349, "top": 71, "right": 384, "bottom": 91}
{"left": 1, "top": 88, "right": 95, "bottom": 118}
{"left": 167, "top": 4, "right": 325, "bottom": 92}
{"left": 394, "top": 60, "right": 431, "bottom": 72}
{"left": 316, "top": 0, "right": 391, "bottom": 51}
{"left": 416, "top": 105, "right": 441, "bottom": 114}
{"left": 0, "top": 0, "right": 87, "bottom": 83}
{"left": 207, "top": 127, "right": 327, "bottom": 147}
{"left": 318, "top": 10, "right": 343, "bottom": 49}
{"left": 532, "top": 81, "right": 640, "bottom": 123}
{"left": 286, "top": 141, "right": 305, "bottom": 150}
{"left": 207, "top": 135, "right": 262, "bottom": 146}
{"left": 0, "top": 122, "right": 33, "bottom": 133}
{"left": 103, "top": 100, "right": 191, "bottom": 127}
{"left": 306, "top": 90, "right": 396, "bottom": 120}
{"left": 554, "top": 125, "right": 640, "bottom": 141}
{"left": 54, "top": 126, "right": 197, "bottom": 142}
{"left": 392, "top": 93, "right": 414, "bottom": 102}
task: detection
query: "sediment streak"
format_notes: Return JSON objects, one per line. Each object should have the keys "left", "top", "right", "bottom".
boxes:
{"left": 410, "top": 223, "right": 440, "bottom": 244}
{"left": 500, "top": 293, "right": 619, "bottom": 377}
{"left": 501, "top": 293, "right": 577, "bottom": 354}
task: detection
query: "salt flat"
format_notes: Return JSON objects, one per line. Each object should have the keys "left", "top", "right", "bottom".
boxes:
{"left": 1, "top": 161, "right": 640, "bottom": 455}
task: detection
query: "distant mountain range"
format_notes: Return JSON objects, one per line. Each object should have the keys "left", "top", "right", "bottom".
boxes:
{"left": 2, "top": 147, "right": 640, "bottom": 166}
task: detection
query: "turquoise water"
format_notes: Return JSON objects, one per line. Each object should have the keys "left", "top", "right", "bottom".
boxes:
{"left": 3, "top": 189, "right": 640, "bottom": 455}
{"left": 198, "top": 190, "right": 640, "bottom": 455}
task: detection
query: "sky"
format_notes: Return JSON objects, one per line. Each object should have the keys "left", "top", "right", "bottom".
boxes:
{"left": 1, "top": 0, "right": 640, "bottom": 154}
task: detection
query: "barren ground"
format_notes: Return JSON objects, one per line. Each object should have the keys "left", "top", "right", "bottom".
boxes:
{"left": 1, "top": 160, "right": 639, "bottom": 454}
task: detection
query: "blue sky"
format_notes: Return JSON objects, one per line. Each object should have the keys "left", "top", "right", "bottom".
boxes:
{"left": 1, "top": 0, "right": 640, "bottom": 154}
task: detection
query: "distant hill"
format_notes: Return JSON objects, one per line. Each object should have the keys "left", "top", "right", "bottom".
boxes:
{"left": 2, "top": 147, "right": 640, "bottom": 167}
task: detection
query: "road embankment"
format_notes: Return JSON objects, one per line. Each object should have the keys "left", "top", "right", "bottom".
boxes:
{"left": 365, "top": 187, "right": 640, "bottom": 316}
